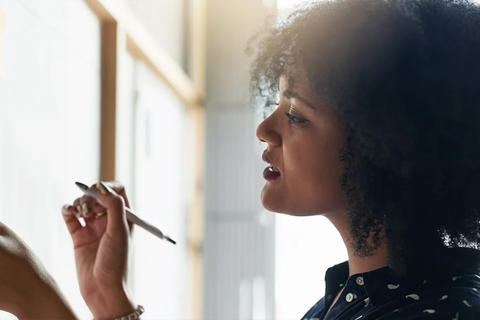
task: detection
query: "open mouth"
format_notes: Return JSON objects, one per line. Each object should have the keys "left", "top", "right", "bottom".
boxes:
{"left": 268, "top": 166, "right": 280, "bottom": 173}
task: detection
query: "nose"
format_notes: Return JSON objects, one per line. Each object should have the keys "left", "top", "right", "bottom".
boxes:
{"left": 256, "top": 113, "right": 281, "bottom": 146}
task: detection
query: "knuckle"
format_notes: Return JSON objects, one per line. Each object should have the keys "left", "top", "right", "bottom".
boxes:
{"left": 85, "top": 195, "right": 96, "bottom": 204}
{"left": 110, "top": 194, "right": 125, "bottom": 209}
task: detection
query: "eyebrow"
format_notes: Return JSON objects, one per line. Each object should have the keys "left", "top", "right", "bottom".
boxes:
{"left": 283, "top": 89, "right": 317, "bottom": 110}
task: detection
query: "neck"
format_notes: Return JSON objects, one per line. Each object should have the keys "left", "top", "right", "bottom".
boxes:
{"left": 325, "top": 210, "right": 388, "bottom": 276}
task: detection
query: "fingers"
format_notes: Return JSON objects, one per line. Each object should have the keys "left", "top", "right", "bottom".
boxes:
{"left": 64, "top": 181, "right": 131, "bottom": 240}
{"left": 106, "top": 182, "right": 133, "bottom": 231}
{"left": 92, "top": 181, "right": 131, "bottom": 208}
{"left": 73, "top": 195, "right": 106, "bottom": 220}
{"left": 92, "top": 182, "right": 129, "bottom": 237}
{"left": 90, "top": 181, "right": 133, "bottom": 231}
{"left": 62, "top": 204, "right": 83, "bottom": 236}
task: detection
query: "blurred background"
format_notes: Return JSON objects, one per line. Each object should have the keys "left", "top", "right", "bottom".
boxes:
{"left": 0, "top": 0, "right": 347, "bottom": 319}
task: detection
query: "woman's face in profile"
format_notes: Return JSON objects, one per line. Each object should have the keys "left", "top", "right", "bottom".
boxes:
{"left": 256, "top": 74, "right": 347, "bottom": 216}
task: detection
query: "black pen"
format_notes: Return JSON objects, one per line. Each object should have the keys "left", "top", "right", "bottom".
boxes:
{"left": 75, "top": 181, "right": 176, "bottom": 245}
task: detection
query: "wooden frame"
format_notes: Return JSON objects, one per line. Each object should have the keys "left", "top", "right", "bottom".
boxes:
{"left": 86, "top": 0, "right": 202, "bottom": 107}
{"left": 84, "top": 1, "right": 205, "bottom": 319}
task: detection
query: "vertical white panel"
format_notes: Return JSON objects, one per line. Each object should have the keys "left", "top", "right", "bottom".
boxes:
{"left": 204, "top": 0, "right": 277, "bottom": 319}
{"left": 126, "top": 61, "right": 190, "bottom": 320}
{"left": 204, "top": 108, "right": 276, "bottom": 320}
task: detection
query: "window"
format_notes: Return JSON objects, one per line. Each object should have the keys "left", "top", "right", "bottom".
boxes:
{"left": 0, "top": 0, "right": 101, "bottom": 317}
{"left": 0, "top": 0, "right": 204, "bottom": 318}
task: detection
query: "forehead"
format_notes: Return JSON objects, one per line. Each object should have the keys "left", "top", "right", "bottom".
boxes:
{"left": 279, "top": 72, "right": 315, "bottom": 97}
{"left": 278, "top": 73, "right": 322, "bottom": 107}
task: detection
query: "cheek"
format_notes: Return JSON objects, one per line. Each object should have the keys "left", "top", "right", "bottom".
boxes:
{"left": 284, "top": 140, "right": 324, "bottom": 192}
{"left": 284, "top": 134, "right": 345, "bottom": 212}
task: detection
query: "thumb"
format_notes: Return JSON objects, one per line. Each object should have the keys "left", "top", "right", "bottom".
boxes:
{"left": 92, "top": 182, "right": 129, "bottom": 238}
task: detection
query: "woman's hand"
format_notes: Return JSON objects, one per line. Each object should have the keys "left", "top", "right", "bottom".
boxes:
{"left": 0, "top": 222, "right": 77, "bottom": 319}
{"left": 62, "top": 182, "right": 136, "bottom": 319}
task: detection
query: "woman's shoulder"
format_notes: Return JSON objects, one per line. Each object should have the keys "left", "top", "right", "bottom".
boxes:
{"left": 375, "top": 273, "right": 480, "bottom": 319}
{"left": 300, "top": 270, "right": 480, "bottom": 320}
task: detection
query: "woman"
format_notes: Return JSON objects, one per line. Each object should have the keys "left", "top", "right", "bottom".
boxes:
{"left": 1, "top": 0, "right": 480, "bottom": 318}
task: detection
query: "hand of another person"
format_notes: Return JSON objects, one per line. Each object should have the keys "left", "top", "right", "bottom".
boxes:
{"left": 62, "top": 181, "right": 136, "bottom": 319}
{"left": 0, "top": 222, "right": 77, "bottom": 319}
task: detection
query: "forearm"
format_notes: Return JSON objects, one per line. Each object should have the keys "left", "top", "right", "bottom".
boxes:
{"left": 14, "top": 278, "right": 78, "bottom": 320}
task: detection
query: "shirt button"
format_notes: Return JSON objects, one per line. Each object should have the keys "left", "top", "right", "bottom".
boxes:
{"left": 355, "top": 276, "right": 365, "bottom": 286}
{"left": 345, "top": 293, "right": 357, "bottom": 302}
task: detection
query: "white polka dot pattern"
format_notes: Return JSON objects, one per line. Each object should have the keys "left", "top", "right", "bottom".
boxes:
{"left": 387, "top": 283, "right": 400, "bottom": 290}
{"left": 423, "top": 309, "right": 436, "bottom": 314}
{"left": 301, "top": 258, "right": 480, "bottom": 320}
{"left": 462, "top": 300, "right": 472, "bottom": 307}
{"left": 406, "top": 293, "right": 420, "bottom": 300}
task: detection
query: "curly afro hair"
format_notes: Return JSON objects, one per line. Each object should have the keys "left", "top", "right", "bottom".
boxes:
{"left": 250, "top": 0, "right": 480, "bottom": 280}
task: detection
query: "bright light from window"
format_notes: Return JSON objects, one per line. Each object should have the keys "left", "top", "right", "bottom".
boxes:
{"left": 277, "top": 0, "right": 311, "bottom": 10}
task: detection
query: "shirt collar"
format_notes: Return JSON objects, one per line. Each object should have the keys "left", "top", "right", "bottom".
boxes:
{"left": 324, "top": 260, "right": 399, "bottom": 307}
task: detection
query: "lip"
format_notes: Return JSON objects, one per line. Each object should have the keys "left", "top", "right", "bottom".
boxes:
{"left": 262, "top": 150, "right": 278, "bottom": 168}
{"left": 263, "top": 166, "right": 281, "bottom": 180}
{"left": 262, "top": 149, "right": 281, "bottom": 180}
{"left": 262, "top": 150, "right": 270, "bottom": 163}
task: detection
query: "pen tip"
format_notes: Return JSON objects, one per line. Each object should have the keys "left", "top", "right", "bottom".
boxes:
{"left": 165, "top": 236, "right": 176, "bottom": 245}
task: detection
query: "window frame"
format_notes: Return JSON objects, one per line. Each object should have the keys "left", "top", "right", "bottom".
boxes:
{"left": 84, "top": 1, "right": 205, "bottom": 318}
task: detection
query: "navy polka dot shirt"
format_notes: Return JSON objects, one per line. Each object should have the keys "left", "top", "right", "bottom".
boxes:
{"left": 302, "top": 249, "right": 480, "bottom": 319}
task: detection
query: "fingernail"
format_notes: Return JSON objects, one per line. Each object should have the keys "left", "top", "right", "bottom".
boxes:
{"left": 81, "top": 203, "right": 89, "bottom": 215}
{"left": 96, "top": 182, "right": 110, "bottom": 195}
{"left": 62, "top": 204, "right": 70, "bottom": 215}
{"left": 95, "top": 211, "right": 106, "bottom": 218}
{"left": 76, "top": 205, "right": 82, "bottom": 216}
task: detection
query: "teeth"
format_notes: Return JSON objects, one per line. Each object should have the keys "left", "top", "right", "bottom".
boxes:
{"left": 269, "top": 166, "right": 280, "bottom": 173}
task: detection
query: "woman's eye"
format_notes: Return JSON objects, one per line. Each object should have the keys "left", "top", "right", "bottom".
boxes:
{"left": 284, "top": 112, "right": 308, "bottom": 124}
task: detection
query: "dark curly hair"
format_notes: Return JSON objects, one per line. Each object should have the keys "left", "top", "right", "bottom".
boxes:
{"left": 249, "top": 0, "right": 480, "bottom": 280}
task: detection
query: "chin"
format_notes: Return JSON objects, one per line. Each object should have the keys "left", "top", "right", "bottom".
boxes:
{"left": 260, "top": 188, "right": 283, "bottom": 213}
{"left": 261, "top": 195, "right": 316, "bottom": 216}
{"left": 261, "top": 191, "right": 325, "bottom": 216}
{"left": 260, "top": 185, "right": 326, "bottom": 216}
